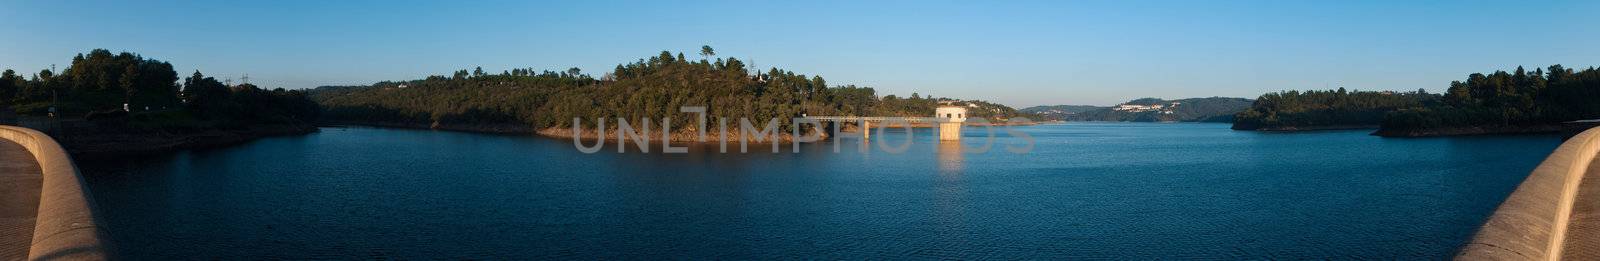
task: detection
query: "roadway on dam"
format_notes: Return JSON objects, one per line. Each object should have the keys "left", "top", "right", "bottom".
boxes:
{"left": 1562, "top": 152, "right": 1600, "bottom": 260}
{"left": 0, "top": 139, "right": 41, "bottom": 260}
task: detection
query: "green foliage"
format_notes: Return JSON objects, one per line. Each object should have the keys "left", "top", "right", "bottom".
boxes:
{"left": 61, "top": 49, "right": 182, "bottom": 111}
{"left": 1, "top": 49, "right": 180, "bottom": 114}
{"left": 0, "top": 70, "right": 22, "bottom": 104}
{"left": 1232, "top": 89, "right": 1436, "bottom": 130}
{"left": 1125, "top": 97, "right": 1166, "bottom": 105}
{"left": 699, "top": 45, "right": 715, "bottom": 58}
{"left": 1020, "top": 105, "right": 1103, "bottom": 114}
{"left": 1381, "top": 65, "right": 1600, "bottom": 130}
{"left": 1, "top": 49, "right": 321, "bottom": 131}
{"left": 1235, "top": 65, "right": 1600, "bottom": 132}
{"left": 312, "top": 48, "right": 1028, "bottom": 132}
{"left": 1019, "top": 105, "right": 1103, "bottom": 121}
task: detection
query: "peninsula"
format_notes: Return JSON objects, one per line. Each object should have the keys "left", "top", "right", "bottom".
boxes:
{"left": 310, "top": 47, "right": 1033, "bottom": 142}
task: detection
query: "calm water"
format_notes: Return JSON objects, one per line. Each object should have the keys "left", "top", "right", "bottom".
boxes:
{"left": 82, "top": 123, "right": 1563, "bottom": 259}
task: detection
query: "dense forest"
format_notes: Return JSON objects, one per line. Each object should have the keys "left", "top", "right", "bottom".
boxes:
{"left": 312, "top": 46, "right": 1029, "bottom": 136}
{"left": 1232, "top": 88, "right": 1437, "bottom": 130}
{"left": 1380, "top": 65, "right": 1600, "bottom": 135}
{"left": 1030, "top": 97, "right": 1252, "bottom": 122}
{"left": 1233, "top": 65, "right": 1600, "bottom": 135}
{"left": 0, "top": 49, "right": 321, "bottom": 156}
{"left": 0, "top": 49, "right": 319, "bottom": 130}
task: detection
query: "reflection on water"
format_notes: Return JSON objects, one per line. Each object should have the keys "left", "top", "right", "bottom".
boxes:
{"left": 937, "top": 142, "right": 965, "bottom": 174}
{"left": 80, "top": 123, "right": 1565, "bottom": 259}
{"left": 933, "top": 142, "right": 970, "bottom": 253}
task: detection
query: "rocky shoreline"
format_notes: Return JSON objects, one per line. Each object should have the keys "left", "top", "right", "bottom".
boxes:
{"left": 63, "top": 123, "right": 319, "bottom": 160}
{"left": 1369, "top": 124, "right": 1567, "bottom": 137}
{"left": 1233, "top": 123, "right": 1572, "bottom": 137}
{"left": 1243, "top": 125, "right": 1379, "bottom": 131}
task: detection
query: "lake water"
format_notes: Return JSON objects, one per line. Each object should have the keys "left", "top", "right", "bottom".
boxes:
{"left": 81, "top": 122, "right": 1564, "bottom": 259}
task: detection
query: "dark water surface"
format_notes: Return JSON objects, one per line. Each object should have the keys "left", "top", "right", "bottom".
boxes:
{"left": 82, "top": 123, "right": 1563, "bottom": 259}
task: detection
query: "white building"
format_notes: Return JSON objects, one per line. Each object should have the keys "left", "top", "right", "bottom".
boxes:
{"left": 936, "top": 106, "right": 967, "bottom": 122}
{"left": 1114, "top": 104, "right": 1152, "bottom": 111}
{"left": 935, "top": 105, "right": 967, "bottom": 141}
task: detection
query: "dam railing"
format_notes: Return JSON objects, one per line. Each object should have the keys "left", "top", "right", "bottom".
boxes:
{"left": 0, "top": 125, "right": 109, "bottom": 260}
{"left": 1459, "top": 126, "right": 1600, "bottom": 260}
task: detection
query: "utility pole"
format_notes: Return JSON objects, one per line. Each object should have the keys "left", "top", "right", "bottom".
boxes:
{"left": 241, "top": 74, "right": 250, "bottom": 85}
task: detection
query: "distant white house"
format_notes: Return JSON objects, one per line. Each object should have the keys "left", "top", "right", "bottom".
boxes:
{"left": 1114, "top": 104, "right": 1152, "bottom": 111}
{"left": 1113, "top": 101, "right": 1182, "bottom": 113}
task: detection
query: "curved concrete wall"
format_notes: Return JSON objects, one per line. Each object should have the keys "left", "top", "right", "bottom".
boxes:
{"left": 1459, "top": 126, "right": 1600, "bottom": 260}
{"left": 0, "top": 126, "right": 108, "bottom": 260}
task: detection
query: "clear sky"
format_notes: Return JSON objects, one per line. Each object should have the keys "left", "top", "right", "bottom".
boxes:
{"left": 2, "top": 0, "right": 1597, "bottom": 107}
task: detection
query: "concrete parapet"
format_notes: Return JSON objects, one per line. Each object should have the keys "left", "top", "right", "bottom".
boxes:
{"left": 1459, "top": 126, "right": 1600, "bottom": 260}
{"left": 0, "top": 126, "right": 108, "bottom": 260}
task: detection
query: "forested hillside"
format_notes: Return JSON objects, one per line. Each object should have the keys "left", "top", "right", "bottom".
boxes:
{"left": 1232, "top": 89, "right": 1436, "bottom": 130}
{"left": 1047, "top": 97, "right": 1251, "bottom": 122}
{"left": 1233, "top": 65, "right": 1600, "bottom": 136}
{"left": 311, "top": 47, "right": 1028, "bottom": 135}
{"left": 1378, "top": 65, "right": 1600, "bottom": 136}
{"left": 1019, "top": 105, "right": 1104, "bottom": 121}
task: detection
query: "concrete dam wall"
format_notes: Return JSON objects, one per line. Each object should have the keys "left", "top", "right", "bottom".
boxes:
{"left": 0, "top": 126, "right": 108, "bottom": 260}
{"left": 1458, "top": 126, "right": 1600, "bottom": 260}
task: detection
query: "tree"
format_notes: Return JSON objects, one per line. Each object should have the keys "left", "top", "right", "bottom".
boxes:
{"left": 700, "top": 45, "right": 716, "bottom": 60}
{"left": 1232, "top": 65, "right": 1600, "bottom": 134}
{"left": 183, "top": 71, "right": 231, "bottom": 117}
{"left": 120, "top": 64, "right": 140, "bottom": 109}
{"left": 0, "top": 69, "right": 18, "bottom": 102}
{"left": 1232, "top": 88, "right": 1436, "bottom": 130}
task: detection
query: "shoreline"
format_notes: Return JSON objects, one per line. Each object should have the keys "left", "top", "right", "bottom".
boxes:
{"left": 324, "top": 119, "right": 832, "bottom": 143}
{"left": 1237, "top": 125, "right": 1380, "bottom": 132}
{"left": 322, "top": 119, "right": 1038, "bottom": 143}
{"left": 63, "top": 123, "right": 319, "bottom": 160}
{"left": 1369, "top": 124, "right": 1567, "bottom": 137}
{"left": 1231, "top": 123, "right": 1574, "bottom": 137}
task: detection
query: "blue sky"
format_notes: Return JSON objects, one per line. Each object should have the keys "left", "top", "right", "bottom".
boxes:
{"left": 2, "top": 0, "right": 1597, "bottom": 107}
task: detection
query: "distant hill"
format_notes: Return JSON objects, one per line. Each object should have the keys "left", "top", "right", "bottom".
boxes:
{"left": 1058, "top": 97, "right": 1253, "bottom": 122}
{"left": 1019, "top": 105, "right": 1105, "bottom": 121}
